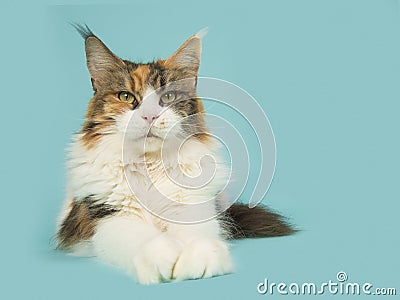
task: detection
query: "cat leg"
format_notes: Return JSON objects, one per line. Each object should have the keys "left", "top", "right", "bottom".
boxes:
{"left": 92, "top": 215, "right": 183, "bottom": 284}
{"left": 167, "top": 219, "right": 234, "bottom": 281}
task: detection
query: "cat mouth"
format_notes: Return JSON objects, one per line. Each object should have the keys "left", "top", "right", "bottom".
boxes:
{"left": 145, "top": 131, "right": 161, "bottom": 139}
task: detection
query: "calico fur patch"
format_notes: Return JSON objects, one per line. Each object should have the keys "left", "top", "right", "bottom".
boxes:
{"left": 57, "top": 197, "right": 119, "bottom": 249}
{"left": 74, "top": 24, "right": 207, "bottom": 148}
{"left": 57, "top": 26, "right": 296, "bottom": 277}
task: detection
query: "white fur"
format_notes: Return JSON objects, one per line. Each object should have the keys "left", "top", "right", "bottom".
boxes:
{"left": 59, "top": 86, "right": 233, "bottom": 284}
{"left": 195, "top": 27, "right": 209, "bottom": 39}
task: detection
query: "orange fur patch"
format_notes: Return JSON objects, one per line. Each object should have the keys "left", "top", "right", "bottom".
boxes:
{"left": 80, "top": 94, "right": 133, "bottom": 148}
{"left": 131, "top": 65, "right": 150, "bottom": 93}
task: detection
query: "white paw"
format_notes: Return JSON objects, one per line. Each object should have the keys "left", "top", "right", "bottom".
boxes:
{"left": 172, "top": 238, "right": 234, "bottom": 281}
{"left": 132, "top": 234, "right": 182, "bottom": 285}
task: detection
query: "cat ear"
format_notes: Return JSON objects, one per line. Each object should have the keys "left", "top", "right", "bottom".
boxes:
{"left": 73, "top": 24, "right": 126, "bottom": 91}
{"left": 164, "top": 29, "right": 207, "bottom": 74}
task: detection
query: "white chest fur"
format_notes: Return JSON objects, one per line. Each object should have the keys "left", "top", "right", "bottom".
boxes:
{"left": 65, "top": 133, "right": 229, "bottom": 225}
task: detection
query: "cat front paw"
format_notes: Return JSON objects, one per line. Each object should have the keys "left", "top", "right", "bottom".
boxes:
{"left": 132, "top": 234, "right": 182, "bottom": 284}
{"left": 172, "top": 238, "right": 234, "bottom": 281}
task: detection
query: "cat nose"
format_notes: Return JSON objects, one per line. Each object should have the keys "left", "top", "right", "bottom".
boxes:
{"left": 141, "top": 114, "right": 159, "bottom": 125}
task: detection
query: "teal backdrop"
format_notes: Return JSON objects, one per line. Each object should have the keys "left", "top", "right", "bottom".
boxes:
{"left": 1, "top": 0, "right": 399, "bottom": 299}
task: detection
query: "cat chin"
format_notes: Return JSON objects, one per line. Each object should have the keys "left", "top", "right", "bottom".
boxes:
{"left": 123, "top": 134, "right": 165, "bottom": 154}
{"left": 142, "top": 136, "right": 164, "bottom": 153}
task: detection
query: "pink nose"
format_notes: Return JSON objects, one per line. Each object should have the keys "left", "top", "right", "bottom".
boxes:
{"left": 141, "top": 115, "right": 159, "bottom": 125}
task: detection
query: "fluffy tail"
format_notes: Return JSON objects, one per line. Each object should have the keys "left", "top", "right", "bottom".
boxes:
{"left": 224, "top": 203, "right": 297, "bottom": 239}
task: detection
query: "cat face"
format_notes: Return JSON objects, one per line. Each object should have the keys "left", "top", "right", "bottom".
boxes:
{"left": 77, "top": 26, "right": 208, "bottom": 152}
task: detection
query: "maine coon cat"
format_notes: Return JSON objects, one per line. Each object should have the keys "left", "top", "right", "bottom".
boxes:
{"left": 56, "top": 25, "right": 294, "bottom": 284}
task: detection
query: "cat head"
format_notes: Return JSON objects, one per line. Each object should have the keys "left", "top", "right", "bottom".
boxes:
{"left": 75, "top": 25, "right": 209, "bottom": 153}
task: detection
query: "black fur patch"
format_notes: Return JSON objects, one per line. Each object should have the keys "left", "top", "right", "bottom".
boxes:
{"left": 57, "top": 197, "right": 119, "bottom": 250}
{"left": 224, "top": 203, "right": 297, "bottom": 239}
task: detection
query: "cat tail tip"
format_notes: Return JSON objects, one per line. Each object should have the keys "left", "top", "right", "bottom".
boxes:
{"left": 225, "top": 203, "right": 298, "bottom": 239}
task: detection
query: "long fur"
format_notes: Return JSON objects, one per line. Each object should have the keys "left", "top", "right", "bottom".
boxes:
{"left": 56, "top": 25, "right": 296, "bottom": 284}
{"left": 224, "top": 204, "right": 296, "bottom": 239}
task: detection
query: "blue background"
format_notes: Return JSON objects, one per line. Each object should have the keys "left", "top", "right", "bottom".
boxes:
{"left": 1, "top": 0, "right": 399, "bottom": 299}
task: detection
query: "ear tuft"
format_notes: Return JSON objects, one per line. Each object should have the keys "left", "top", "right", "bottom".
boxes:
{"left": 195, "top": 27, "right": 209, "bottom": 39}
{"left": 72, "top": 24, "right": 126, "bottom": 91}
{"left": 70, "top": 23, "right": 95, "bottom": 40}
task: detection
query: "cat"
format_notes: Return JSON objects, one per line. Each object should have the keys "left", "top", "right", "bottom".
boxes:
{"left": 56, "top": 24, "right": 295, "bottom": 284}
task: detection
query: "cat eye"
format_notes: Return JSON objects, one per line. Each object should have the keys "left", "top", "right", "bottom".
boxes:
{"left": 118, "top": 91, "right": 137, "bottom": 106}
{"left": 160, "top": 92, "right": 176, "bottom": 104}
